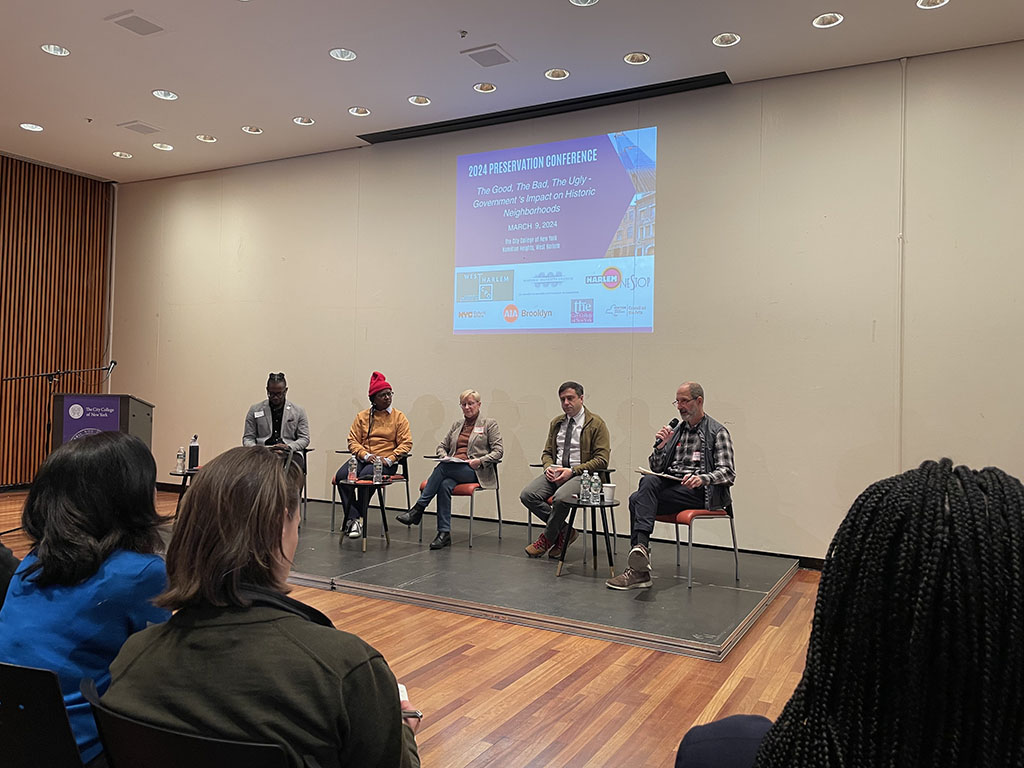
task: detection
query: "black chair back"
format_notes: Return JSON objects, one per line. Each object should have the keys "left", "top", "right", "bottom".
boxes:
{"left": 81, "top": 679, "right": 290, "bottom": 768}
{"left": 0, "top": 662, "right": 83, "bottom": 768}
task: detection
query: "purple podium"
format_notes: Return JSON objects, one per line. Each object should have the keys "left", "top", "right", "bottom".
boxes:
{"left": 50, "top": 393, "right": 154, "bottom": 450}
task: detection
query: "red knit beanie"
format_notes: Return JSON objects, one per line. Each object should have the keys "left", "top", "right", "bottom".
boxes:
{"left": 368, "top": 371, "right": 392, "bottom": 397}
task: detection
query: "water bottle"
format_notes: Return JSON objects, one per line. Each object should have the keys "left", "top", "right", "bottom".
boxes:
{"left": 373, "top": 455, "right": 383, "bottom": 484}
{"left": 188, "top": 435, "right": 200, "bottom": 470}
{"left": 593, "top": 473, "right": 603, "bottom": 502}
{"left": 175, "top": 447, "right": 186, "bottom": 473}
{"left": 580, "top": 471, "right": 591, "bottom": 503}
{"left": 347, "top": 456, "right": 358, "bottom": 482}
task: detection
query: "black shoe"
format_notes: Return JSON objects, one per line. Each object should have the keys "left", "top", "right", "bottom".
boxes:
{"left": 429, "top": 532, "right": 452, "bottom": 550}
{"left": 396, "top": 507, "right": 424, "bottom": 526}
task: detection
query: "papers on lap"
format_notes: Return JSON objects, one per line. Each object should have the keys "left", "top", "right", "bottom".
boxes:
{"left": 635, "top": 467, "right": 690, "bottom": 482}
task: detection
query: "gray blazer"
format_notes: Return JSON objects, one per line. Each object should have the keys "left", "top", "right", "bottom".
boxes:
{"left": 243, "top": 399, "right": 310, "bottom": 450}
{"left": 436, "top": 417, "right": 503, "bottom": 489}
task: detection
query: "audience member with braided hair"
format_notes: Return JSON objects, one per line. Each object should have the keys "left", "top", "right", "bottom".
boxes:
{"left": 675, "top": 458, "right": 1024, "bottom": 768}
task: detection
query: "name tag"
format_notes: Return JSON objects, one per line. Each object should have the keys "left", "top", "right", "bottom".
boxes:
{"left": 254, "top": 410, "right": 265, "bottom": 418}
{"left": 473, "top": 426, "right": 485, "bottom": 434}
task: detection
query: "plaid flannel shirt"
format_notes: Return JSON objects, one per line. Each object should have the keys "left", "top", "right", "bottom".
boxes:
{"left": 667, "top": 418, "right": 736, "bottom": 486}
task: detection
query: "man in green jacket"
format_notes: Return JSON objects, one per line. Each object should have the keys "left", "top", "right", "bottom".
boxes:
{"left": 520, "top": 381, "right": 611, "bottom": 559}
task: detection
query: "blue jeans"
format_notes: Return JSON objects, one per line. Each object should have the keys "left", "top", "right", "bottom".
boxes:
{"left": 416, "top": 462, "right": 478, "bottom": 532}
{"left": 335, "top": 460, "right": 400, "bottom": 521}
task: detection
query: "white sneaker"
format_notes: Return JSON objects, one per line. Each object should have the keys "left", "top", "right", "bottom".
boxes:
{"left": 348, "top": 519, "right": 363, "bottom": 539}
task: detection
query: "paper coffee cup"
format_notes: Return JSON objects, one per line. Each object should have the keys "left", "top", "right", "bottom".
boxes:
{"left": 602, "top": 484, "right": 616, "bottom": 502}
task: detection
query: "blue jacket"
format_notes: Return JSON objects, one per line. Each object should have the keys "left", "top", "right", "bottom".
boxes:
{"left": 0, "top": 550, "right": 169, "bottom": 763}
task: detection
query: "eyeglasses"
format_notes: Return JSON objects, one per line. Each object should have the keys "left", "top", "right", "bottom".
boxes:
{"left": 374, "top": 390, "right": 394, "bottom": 398}
{"left": 673, "top": 397, "right": 695, "bottom": 405}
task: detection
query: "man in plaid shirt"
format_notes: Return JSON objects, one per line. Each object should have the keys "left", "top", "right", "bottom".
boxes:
{"left": 607, "top": 381, "right": 735, "bottom": 590}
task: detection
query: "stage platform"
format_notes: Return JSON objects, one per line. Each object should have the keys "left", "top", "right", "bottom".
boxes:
{"left": 289, "top": 501, "right": 798, "bottom": 662}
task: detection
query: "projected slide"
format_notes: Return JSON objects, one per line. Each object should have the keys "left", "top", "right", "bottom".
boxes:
{"left": 454, "top": 127, "right": 656, "bottom": 334}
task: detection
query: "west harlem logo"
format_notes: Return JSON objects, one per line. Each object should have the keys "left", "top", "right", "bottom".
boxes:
{"left": 584, "top": 266, "right": 622, "bottom": 289}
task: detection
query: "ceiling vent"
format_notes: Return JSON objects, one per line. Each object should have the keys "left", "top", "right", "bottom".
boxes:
{"left": 461, "top": 44, "right": 516, "bottom": 68}
{"left": 105, "top": 11, "right": 165, "bottom": 36}
{"left": 117, "top": 120, "right": 161, "bottom": 135}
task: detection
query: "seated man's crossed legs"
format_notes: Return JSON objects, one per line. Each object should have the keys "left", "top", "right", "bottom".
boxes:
{"left": 607, "top": 474, "right": 703, "bottom": 590}
{"left": 520, "top": 473, "right": 582, "bottom": 558}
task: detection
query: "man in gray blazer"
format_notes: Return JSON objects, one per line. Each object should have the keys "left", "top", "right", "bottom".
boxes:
{"left": 396, "top": 389, "right": 503, "bottom": 550}
{"left": 242, "top": 373, "right": 310, "bottom": 462}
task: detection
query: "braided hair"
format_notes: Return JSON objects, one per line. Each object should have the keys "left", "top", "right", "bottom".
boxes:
{"left": 754, "top": 459, "right": 1024, "bottom": 768}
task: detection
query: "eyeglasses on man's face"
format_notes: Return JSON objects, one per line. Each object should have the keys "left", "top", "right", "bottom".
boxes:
{"left": 673, "top": 397, "right": 695, "bottom": 406}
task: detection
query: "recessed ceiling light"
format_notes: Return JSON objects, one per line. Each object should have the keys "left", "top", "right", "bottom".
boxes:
{"left": 916, "top": 0, "right": 949, "bottom": 7}
{"left": 292, "top": 116, "right": 315, "bottom": 126}
{"left": 329, "top": 47, "right": 357, "bottom": 61}
{"left": 40, "top": 44, "right": 70, "bottom": 56}
{"left": 20, "top": 123, "right": 43, "bottom": 132}
{"left": 348, "top": 106, "right": 371, "bottom": 117}
{"left": 195, "top": 134, "right": 217, "bottom": 143}
{"left": 812, "top": 12, "right": 844, "bottom": 28}
{"left": 473, "top": 82, "right": 497, "bottom": 94}
{"left": 568, "top": 0, "right": 599, "bottom": 5}
{"left": 241, "top": 125, "right": 263, "bottom": 134}
{"left": 152, "top": 89, "right": 179, "bottom": 101}
{"left": 152, "top": 143, "right": 173, "bottom": 151}
{"left": 712, "top": 32, "right": 741, "bottom": 47}
{"left": 545, "top": 68, "right": 570, "bottom": 80}
{"left": 408, "top": 95, "right": 431, "bottom": 106}
{"left": 623, "top": 52, "right": 650, "bottom": 65}
{"left": 112, "top": 151, "right": 133, "bottom": 159}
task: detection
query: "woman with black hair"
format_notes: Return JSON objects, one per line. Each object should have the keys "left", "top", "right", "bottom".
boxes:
{"left": 676, "top": 459, "right": 1024, "bottom": 768}
{"left": 0, "top": 431, "right": 169, "bottom": 766}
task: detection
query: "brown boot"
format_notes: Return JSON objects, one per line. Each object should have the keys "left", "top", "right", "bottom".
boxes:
{"left": 548, "top": 526, "right": 579, "bottom": 559}
{"left": 525, "top": 533, "right": 554, "bottom": 557}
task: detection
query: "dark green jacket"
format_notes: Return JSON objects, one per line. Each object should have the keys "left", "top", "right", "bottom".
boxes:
{"left": 541, "top": 408, "right": 611, "bottom": 476}
{"left": 104, "top": 587, "right": 419, "bottom": 768}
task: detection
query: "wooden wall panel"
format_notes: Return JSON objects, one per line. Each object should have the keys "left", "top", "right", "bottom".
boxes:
{"left": 0, "top": 155, "right": 113, "bottom": 487}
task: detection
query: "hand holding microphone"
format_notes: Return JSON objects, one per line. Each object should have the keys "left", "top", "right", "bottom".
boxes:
{"left": 654, "top": 417, "right": 680, "bottom": 448}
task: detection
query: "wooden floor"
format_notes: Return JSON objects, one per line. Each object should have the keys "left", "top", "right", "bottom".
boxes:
{"left": 1, "top": 490, "right": 818, "bottom": 767}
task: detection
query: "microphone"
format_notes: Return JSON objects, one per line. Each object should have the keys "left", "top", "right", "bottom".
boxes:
{"left": 109, "top": 360, "right": 118, "bottom": 373}
{"left": 654, "top": 418, "right": 680, "bottom": 448}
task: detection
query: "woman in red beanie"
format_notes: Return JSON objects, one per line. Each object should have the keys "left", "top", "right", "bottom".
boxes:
{"left": 334, "top": 372, "right": 413, "bottom": 539}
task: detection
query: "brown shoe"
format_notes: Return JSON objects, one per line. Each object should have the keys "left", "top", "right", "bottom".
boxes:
{"left": 525, "top": 533, "right": 554, "bottom": 557}
{"left": 605, "top": 568, "right": 652, "bottom": 590}
{"left": 627, "top": 544, "right": 651, "bottom": 572}
{"left": 548, "top": 527, "right": 579, "bottom": 559}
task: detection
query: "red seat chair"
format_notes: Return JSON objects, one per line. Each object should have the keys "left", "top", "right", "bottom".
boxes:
{"left": 654, "top": 503, "right": 739, "bottom": 589}
{"left": 416, "top": 462, "right": 502, "bottom": 547}
{"left": 330, "top": 453, "right": 410, "bottom": 532}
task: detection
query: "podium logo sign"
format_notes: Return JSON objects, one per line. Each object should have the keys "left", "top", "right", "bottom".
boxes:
{"left": 64, "top": 396, "right": 121, "bottom": 441}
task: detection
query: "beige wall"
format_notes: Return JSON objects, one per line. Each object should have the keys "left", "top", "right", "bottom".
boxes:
{"left": 110, "top": 42, "right": 1024, "bottom": 559}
